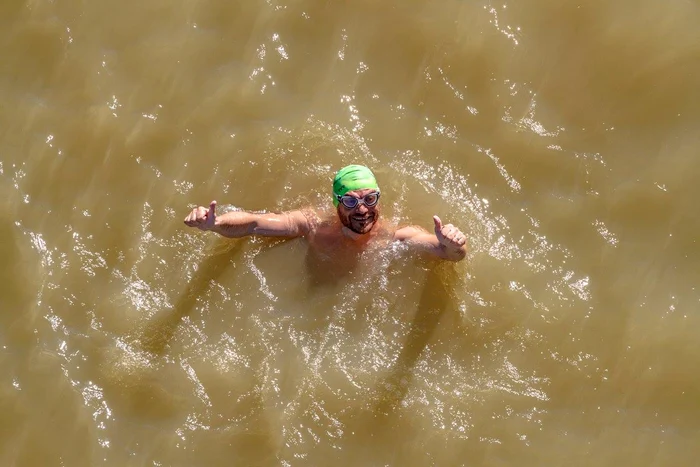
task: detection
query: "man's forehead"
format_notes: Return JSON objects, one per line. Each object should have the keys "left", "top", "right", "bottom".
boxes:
{"left": 343, "top": 188, "right": 377, "bottom": 197}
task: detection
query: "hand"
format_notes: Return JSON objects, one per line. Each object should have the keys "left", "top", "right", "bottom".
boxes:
{"left": 184, "top": 200, "right": 217, "bottom": 231}
{"left": 433, "top": 215, "right": 467, "bottom": 250}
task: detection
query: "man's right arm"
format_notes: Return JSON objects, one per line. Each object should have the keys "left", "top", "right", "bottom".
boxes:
{"left": 184, "top": 200, "right": 311, "bottom": 239}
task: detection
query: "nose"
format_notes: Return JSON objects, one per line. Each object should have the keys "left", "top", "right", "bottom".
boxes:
{"left": 356, "top": 203, "right": 369, "bottom": 214}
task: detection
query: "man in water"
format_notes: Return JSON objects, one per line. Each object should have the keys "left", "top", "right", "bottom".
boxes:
{"left": 183, "top": 165, "right": 467, "bottom": 262}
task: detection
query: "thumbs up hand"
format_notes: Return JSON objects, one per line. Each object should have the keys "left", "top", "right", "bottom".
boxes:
{"left": 184, "top": 200, "right": 217, "bottom": 231}
{"left": 433, "top": 215, "right": 467, "bottom": 250}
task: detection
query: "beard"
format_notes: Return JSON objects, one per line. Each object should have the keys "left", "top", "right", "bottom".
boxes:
{"left": 340, "top": 209, "right": 378, "bottom": 234}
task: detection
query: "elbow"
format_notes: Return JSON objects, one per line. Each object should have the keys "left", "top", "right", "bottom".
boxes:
{"left": 247, "top": 218, "right": 259, "bottom": 235}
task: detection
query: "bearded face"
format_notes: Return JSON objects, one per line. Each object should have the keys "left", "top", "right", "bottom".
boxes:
{"left": 336, "top": 189, "right": 380, "bottom": 235}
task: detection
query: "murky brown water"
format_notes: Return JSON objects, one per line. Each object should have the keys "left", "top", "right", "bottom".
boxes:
{"left": 2, "top": 0, "right": 700, "bottom": 465}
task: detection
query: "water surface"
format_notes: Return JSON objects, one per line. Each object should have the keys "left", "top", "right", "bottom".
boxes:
{"left": 1, "top": 0, "right": 699, "bottom": 465}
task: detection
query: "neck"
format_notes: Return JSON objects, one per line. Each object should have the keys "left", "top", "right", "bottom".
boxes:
{"left": 341, "top": 226, "right": 366, "bottom": 240}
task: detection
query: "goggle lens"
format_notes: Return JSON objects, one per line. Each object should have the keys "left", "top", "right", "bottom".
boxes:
{"left": 339, "top": 192, "right": 380, "bottom": 209}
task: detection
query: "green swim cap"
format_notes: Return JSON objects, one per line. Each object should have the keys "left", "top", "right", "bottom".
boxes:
{"left": 332, "top": 164, "right": 379, "bottom": 206}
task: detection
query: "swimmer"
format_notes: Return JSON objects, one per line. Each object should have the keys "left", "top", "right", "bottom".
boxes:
{"left": 183, "top": 165, "right": 467, "bottom": 261}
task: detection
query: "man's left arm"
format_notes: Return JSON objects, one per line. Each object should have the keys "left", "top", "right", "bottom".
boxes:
{"left": 394, "top": 216, "right": 467, "bottom": 262}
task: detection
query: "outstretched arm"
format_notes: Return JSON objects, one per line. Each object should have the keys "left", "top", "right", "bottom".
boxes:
{"left": 184, "top": 201, "right": 311, "bottom": 239}
{"left": 394, "top": 216, "right": 467, "bottom": 261}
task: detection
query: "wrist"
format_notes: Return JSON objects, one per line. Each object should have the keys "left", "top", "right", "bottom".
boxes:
{"left": 209, "top": 217, "right": 224, "bottom": 233}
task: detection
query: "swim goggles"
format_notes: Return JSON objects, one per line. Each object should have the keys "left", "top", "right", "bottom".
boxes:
{"left": 334, "top": 190, "right": 381, "bottom": 209}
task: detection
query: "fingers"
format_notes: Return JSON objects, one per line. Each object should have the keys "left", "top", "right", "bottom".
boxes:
{"left": 208, "top": 200, "right": 217, "bottom": 217}
{"left": 451, "top": 229, "right": 467, "bottom": 246}
{"left": 184, "top": 208, "right": 197, "bottom": 225}
{"left": 453, "top": 231, "right": 467, "bottom": 246}
{"left": 433, "top": 215, "right": 443, "bottom": 235}
{"left": 442, "top": 224, "right": 457, "bottom": 240}
{"left": 183, "top": 204, "right": 212, "bottom": 228}
{"left": 438, "top": 221, "right": 467, "bottom": 247}
{"left": 435, "top": 215, "right": 466, "bottom": 247}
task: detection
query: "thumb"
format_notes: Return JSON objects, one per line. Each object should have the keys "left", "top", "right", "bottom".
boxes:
{"left": 433, "top": 215, "right": 443, "bottom": 234}
{"left": 208, "top": 200, "right": 217, "bottom": 218}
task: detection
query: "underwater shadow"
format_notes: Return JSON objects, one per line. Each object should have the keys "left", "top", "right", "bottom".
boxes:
{"left": 138, "top": 238, "right": 246, "bottom": 355}
{"left": 373, "top": 262, "right": 458, "bottom": 415}
{"left": 336, "top": 262, "right": 463, "bottom": 465}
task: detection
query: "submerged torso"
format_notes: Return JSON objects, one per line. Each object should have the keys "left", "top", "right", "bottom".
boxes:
{"left": 303, "top": 213, "right": 397, "bottom": 285}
